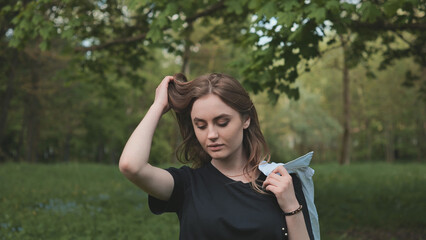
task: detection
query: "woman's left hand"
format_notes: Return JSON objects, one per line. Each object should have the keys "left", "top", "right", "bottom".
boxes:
{"left": 262, "top": 166, "right": 300, "bottom": 213}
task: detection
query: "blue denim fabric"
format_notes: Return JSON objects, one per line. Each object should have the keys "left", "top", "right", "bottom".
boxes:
{"left": 259, "top": 152, "right": 320, "bottom": 240}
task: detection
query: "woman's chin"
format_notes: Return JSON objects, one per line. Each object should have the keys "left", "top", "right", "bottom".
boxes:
{"left": 209, "top": 152, "right": 227, "bottom": 161}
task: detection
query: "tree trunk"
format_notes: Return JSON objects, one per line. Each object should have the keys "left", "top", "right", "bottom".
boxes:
{"left": 418, "top": 68, "right": 426, "bottom": 162}
{"left": 384, "top": 122, "right": 395, "bottom": 163}
{"left": 208, "top": 45, "right": 218, "bottom": 72}
{"left": 339, "top": 36, "right": 351, "bottom": 165}
{"left": 96, "top": 143, "right": 105, "bottom": 163}
{"left": 365, "top": 119, "right": 372, "bottom": 161}
{"left": 63, "top": 133, "right": 71, "bottom": 162}
{"left": 0, "top": 55, "right": 16, "bottom": 161}
{"left": 181, "top": 39, "right": 191, "bottom": 75}
{"left": 416, "top": 108, "right": 426, "bottom": 162}
{"left": 24, "top": 70, "right": 41, "bottom": 163}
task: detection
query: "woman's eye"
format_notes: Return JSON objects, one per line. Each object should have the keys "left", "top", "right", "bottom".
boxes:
{"left": 196, "top": 125, "right": 207, "bottom": 129}
{"left": 217, "top": 121, "right": 229, "bottom": 127}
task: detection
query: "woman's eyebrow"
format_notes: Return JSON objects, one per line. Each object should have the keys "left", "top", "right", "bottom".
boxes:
{"left": 213, "top": 114, "right": 231, "bottom": 121}
{"left": 193, "top": 114, "right": 231, "bottom": 122}
{"left": 193, "top": 118, "right": 206, "bottom": 123}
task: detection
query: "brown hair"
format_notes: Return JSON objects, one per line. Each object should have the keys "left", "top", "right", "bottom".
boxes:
{"left": 168, "top": 73, "right": 270, "bottom": 189}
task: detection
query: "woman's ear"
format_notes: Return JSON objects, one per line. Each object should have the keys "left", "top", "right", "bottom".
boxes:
{"left": 243, "top": 115, "right": 250, "bottom": 129}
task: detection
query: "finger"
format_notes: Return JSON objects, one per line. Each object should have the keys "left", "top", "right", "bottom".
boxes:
{"left": 268, "top": 171, "right": 292, "bottom": 183}
{"left": 161, "top": 76, "right": 174, "bottom": 86}
{"left": 262, "top": 178, "right": 281, "bottom": 188}
{"left": 156, "top": 76, "right": 174, "bottom": 94}
{"left": 163, "top": 76, "right": 174, "bottom": 81}
{"left": 272, "top": 165, "right": 289, "bottom": 177}
{"left": 265, "top": 184, "right": 279, "bottom": 194}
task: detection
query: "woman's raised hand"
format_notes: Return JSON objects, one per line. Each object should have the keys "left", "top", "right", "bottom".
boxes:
{"left": 262, "top": 166, "right": 300, "bottom": 213}
{"left": 153, "top": 76, "right": 174, "bottom": 114}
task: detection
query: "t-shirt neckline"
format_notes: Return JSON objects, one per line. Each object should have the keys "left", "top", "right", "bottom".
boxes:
{"left": 207, "top": 162, "right": 264, "bottom": 187}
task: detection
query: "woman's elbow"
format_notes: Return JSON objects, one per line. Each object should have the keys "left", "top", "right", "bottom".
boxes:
{"left": 119, "top": 157, "right": 137, "bottom": 176}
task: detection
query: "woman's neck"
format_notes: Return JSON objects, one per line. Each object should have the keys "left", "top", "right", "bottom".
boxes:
{"left": 211, "top": 151, "right": 259, "bottom": 183}
{"left": 211, "top": 147, "right": 246, "bottom": 174}
{"left": 211, "top": 157, "right": 246, "bottom": 176}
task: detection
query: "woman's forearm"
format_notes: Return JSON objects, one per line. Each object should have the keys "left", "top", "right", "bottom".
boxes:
{"left": 285, "top": 211, "right": 310, "bottom": 240}
{"left": 119, "top": 103, "right": 164, "bottom": 175}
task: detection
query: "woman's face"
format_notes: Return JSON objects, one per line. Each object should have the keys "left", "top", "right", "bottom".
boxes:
{"left": 191, "top": 94, "right": 250, "bottom": 162}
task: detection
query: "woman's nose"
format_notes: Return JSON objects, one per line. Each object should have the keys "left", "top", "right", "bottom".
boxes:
{"left": 207, "top": 126, "right": 218, "bottom": 140}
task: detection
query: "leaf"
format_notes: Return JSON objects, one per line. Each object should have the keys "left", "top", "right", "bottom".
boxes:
{"left": 146, "top": 28, "right": 162, "bottom": 42}
{"left": 283, "top": 0, "right": 299, "bottom": 12}
{"left": 325, "top": 0, "right": 339, "bottom": 14}
{"left": 171, "top": 18, "right": 184, "bottom": 32}
{"left": 258, "top": 2, "right": 276, "bottom": 18}
{"left": 164, "top": 2, "right": 178, "bottom": 15}
{"left": 154, "top": 12, "right": 169, "bottom": 28}
{"left": 287, "top": 69, "right": 298, "bottom": 82}
{"left": 326, "top": 38, "right": 336, "bottom": 45}
{"left": 307, "top": 7, "right": 326, "bottom": 23}
{"left": 33, "top": 13, "right": 44, "bottom": 24}
{"left": 8, "top": 37, "right": 20, "bottom": 48}
{"left": 248, "top": 0, "right": 261, "bottom": 10}
{"left": 359, "top": 2, "right": 382, "bottom": 23}
{"left": 341, "top": 2, "right": 356, "bottom": 12}
{"left": 403, "top": 70, "right": 419, "bottom": 87}
{"left": 382, "top": 0, "right": 402, "bottom": 17}
{"left": 39, "top": 26, "right": 51, "bottom": 40}
{"left": 267, "top": 91, "right": 279, "bottom": 104}
{"left": 127, "top": 0, "right": 150, "bottom": 10}
{"left": 225, "top": 0, "right": 244, "bottom": 15}
{"left": 287, "top": 87, "right": 299, "bottom": 100}
{"left": 300, "top": 45, "right": 318, "bottom": 59}
{"left": 1, "top": 5, "right": 12, "bottom": 13}
{"left": 277, "top": 12, "right": 297, "bottom": 26}
{"left": 39, "top": 40, "right": 48, "bottom": 51}
{"left": 288, "top": 26, "right": 303, "bottom": 42}
{"left": 61, "top": 28, "right": 74, "bottom": 40}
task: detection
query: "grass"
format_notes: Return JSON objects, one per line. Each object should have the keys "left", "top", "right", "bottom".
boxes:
{"left": 0, "top": 162, "right": 425, "bottom": 240}
{"left": 313, "top": 162, "right": 426, "bottom": 240}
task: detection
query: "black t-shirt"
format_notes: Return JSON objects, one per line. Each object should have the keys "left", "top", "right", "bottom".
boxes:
{"left": 149, "top": 163, "right": 314, "bottom": 240}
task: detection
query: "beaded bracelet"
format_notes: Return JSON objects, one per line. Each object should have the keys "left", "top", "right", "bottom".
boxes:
{"left": 284, "top": 204, "right": 303, "bottom": 216}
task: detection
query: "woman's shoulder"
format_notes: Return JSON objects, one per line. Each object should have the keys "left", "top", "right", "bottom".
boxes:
{"left": 165, "top": 163, "right": 210, "bottom": 177}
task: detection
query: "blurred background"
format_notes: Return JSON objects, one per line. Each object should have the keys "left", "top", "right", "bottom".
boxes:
{"left": 0, "top": 0, "right": 425, "bottom": 239}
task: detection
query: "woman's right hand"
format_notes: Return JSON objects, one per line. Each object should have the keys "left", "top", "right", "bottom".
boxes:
{"left": 153, "top": 76, "right": 174, "bottom": 114}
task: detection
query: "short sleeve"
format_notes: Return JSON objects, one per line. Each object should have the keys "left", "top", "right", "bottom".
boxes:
{"left": 148, "top": 166, "right": 190, "bottom": 215}
{"left": 291, "top": 173, "right": 315, "bottom": 240}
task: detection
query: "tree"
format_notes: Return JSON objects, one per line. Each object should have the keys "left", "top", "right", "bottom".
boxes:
{"left": 2, "top": 0, "right": 425, "bottom": 163}
{"left": 5, "top": 0, "right": 425, "bottom": 104}
{"left": 238, "top": 0, "right": 425, "bottom": 164}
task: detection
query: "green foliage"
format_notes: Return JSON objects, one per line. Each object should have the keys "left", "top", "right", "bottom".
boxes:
{"left": 1, "top": 0, "right": 424, "bottom": 164}
{"left": 237, "top": 0, "right": 425, "bottom": 101}
{"left": 254, "top": 90, "right": 342, "bottom": 163}
{"left": 2, "top": 0, "right": 425, "bottom": 99}
{"left": 0, "top": 162, "right": 425, "bottom": 239}
{"left": 299, "top": 45, "right": 426, "bottom": 163}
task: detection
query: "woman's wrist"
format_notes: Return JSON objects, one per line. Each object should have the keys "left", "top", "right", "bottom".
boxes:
{"left": 150, "top": 102, "right": 168, "bottom": 114}
{"left": 280, "top": 198, "right": 300, "bottom": 213}
{"left": 283, "top": 204, "right": 303, "bottom": 216}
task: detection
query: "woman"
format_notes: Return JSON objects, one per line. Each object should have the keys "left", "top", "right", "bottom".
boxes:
{"left": 119, "top": 73, "right": 315, "bottom": 239}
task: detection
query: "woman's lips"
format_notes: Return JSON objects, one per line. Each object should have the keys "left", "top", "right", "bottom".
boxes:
{"left": 207, "top": 144, "right": 224, "bottom": 151}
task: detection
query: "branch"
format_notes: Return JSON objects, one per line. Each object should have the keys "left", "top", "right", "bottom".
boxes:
{"left": 349, "top": 21, "right": 426, "bottom": 31}
{"left": 74, "top": 0, "right": 226, "bottom": 52}
{"left": 74, "top": 33, "right": 147, "bottom": 52}
{"left": 186, "top": 0, "right": 225, "bottom": 23}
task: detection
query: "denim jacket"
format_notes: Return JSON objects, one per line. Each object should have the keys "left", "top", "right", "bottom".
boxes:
{"left": 258, "top": 152, "right": 320, "bottom": 240}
